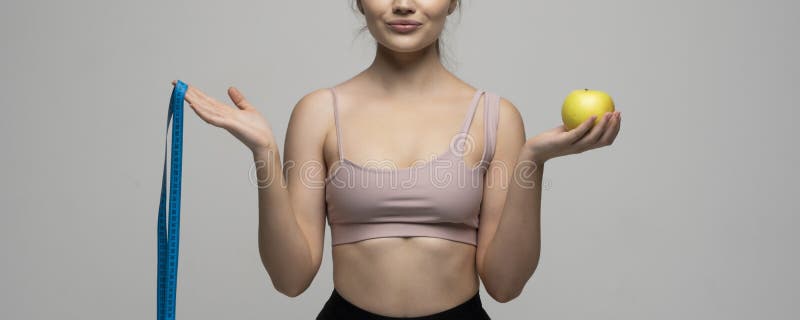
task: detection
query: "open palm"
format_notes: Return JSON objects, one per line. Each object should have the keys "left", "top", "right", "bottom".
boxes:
{"left": 171, "top": 80, "right": 275, "bottom": 153}
{"left": 525, "top": 111, "right": 622, "bottom": 163}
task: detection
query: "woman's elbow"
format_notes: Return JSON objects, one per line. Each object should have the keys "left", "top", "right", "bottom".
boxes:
{"left": 274, "top": 281, "right": 309, "bottom": 298}
{"left": 487, "top": 287, "right": 522, "bottom": 303}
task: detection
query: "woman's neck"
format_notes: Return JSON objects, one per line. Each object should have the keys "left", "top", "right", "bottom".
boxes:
{"left": 361, "top": 42, "right": 456, "bottom": 96}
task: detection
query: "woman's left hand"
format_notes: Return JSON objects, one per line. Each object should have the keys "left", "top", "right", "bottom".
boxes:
{"left": 524, "top": 111, "right": 621, "bottom": 163}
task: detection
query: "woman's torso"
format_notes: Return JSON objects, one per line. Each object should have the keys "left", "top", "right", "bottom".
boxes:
{"left": 332, "top": 237, "right": 480, "bottom": 316}
{"left": 322, "top": 81, "right": 492, "bottom": 317}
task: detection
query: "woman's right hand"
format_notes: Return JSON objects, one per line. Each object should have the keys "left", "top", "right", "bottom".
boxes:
{"left": 171, "top": 80, "right": 275, "bottom": 154}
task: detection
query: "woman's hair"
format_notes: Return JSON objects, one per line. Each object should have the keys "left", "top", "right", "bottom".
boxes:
{"left": 349, "top": 0, "right": 463, "bottom": 70}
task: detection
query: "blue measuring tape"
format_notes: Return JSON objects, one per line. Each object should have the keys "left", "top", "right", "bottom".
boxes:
{"left": 157, "top": 80, "right": 187, "bottom": 320}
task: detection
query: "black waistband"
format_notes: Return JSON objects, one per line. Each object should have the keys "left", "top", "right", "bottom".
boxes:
{"left": 322, "top": 288, "right": 487, "bottom": 320}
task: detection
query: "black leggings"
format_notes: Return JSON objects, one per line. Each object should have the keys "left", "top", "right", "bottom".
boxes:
{"left": 316, "top": 288, "right": 492, "bottom": 320}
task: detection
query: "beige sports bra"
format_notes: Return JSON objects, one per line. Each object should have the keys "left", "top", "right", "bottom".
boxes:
{"left": 324, "top": 87, "right": 501, "bottom": 246}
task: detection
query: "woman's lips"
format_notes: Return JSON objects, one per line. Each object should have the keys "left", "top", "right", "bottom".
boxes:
{"left": 387, "top": 23, "right": 421, "bottom": 33}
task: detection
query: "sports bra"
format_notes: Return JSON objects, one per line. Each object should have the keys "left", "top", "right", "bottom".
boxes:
{"left": 324, "top": 86, "right": 501, "bottom": 246}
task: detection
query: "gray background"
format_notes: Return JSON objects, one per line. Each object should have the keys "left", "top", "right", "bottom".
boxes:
{"left": 1, "top": 0, "right": 797, "bottom": 319}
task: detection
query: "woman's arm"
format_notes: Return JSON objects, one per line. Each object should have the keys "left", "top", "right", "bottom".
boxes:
{"left": 478, "top": 146, "right": 545, "bottom": 303}
{"left": 475, "top": 98, "right": 538, "bottom": 303}
{"left": 252, "top": 89, "right": 333, "bottom": 297}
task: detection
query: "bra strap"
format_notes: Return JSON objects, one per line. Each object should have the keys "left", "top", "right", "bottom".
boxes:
{"left": 481, "top": 92, "right": 501, "bottom": 166}
{"left": 458, "top": 89, "right": 486, "bottom": 134}
{"left": 330, "top": 87, "right": 344, "bottom": 162}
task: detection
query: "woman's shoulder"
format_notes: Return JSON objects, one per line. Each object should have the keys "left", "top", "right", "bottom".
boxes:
{"left": 286, "top": 87, "right": 338, "bottom": 134}
{"left": 297, "top": 86, "right": 335, "bottom": 103}
{"left": 292, "top": 86, "right": 337, "bottom": 112}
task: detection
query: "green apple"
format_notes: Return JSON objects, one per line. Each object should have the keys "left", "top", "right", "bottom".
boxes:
{"left": 562, "top": 88, "right": 615, "bottom": 130}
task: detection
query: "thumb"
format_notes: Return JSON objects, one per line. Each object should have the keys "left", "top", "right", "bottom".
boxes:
{"left": 228, "top": 86, "right": 254, "bottom": 110}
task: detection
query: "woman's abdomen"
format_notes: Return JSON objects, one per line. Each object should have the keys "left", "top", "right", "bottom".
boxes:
{"left": 331, "top": 236, "right": 480, "bottom": 317}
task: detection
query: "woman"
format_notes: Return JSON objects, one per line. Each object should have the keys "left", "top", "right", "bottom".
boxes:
{"left": 173, "top": 0, "right": 622, "bottom": 318}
